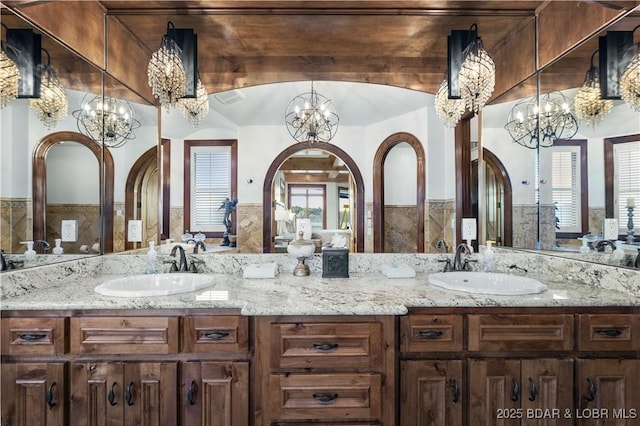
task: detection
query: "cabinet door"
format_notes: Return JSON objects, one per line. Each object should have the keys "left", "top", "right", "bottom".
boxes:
{"left": 576, "top": 359, "right": 640, "bottom": 426}
{"left": 123, "top": 362, "right": 178, "bottom": 426}
{"left": 469, "top": 359, "right": 521, "bottom": 426}
{"left": 181, "top": 361, "right": 249, "bottom": 426}
{"left": 70, "top": 362, "right": 178, "bottom": 426}
{"left": 70, "top": 362, "right": 125, "bottom": 425}
{"left": 521, "top": 359, "right": 574, "bottom": 426}
{"left": 1, "top": 362, "right": 65, "bottom": 426}
{"left": 400, "top": 360, "right": 463, "bottom": 426}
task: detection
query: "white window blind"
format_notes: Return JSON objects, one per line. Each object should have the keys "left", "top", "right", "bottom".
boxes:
{"left": 614, "top": 141, "right": 640, "bottom": 233}
{"left": 552, "top": 149, "right": 580, "bottom": 232}
{"left": 191, "top": 146, "right": 231, "bottom": 232}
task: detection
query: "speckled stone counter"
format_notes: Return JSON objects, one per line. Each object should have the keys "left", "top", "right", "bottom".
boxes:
{"left": 2, "top": 252, "right": 639, "bottom": 314}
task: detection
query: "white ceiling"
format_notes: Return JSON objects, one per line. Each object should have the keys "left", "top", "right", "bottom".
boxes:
{"left": 189, "top": 81, "right": 433, "bottom": 128}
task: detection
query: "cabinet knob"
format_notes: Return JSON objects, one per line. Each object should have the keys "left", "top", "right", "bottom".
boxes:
{"left": 18, "top": 333, "right": 46, "bottom": 341}
{"left": 594, "top": 328, "right": 623, "bottom": 338}
{"left": 528, "top": 378, "right": 538, "bottom": 401}
{"left": 312, "top": 393, "right": 338, "bottom": 403}
{"left": 125, "top": 382, "right": 135, "bottom": 406}
{"left": 46, "top": 382, "right": 57, "bottom": 410}
{"left": 418, "top": 330, "right": 443, "bottom": 339}
{"left": 187, "top": 381, "right": 197, "bottom": 405}
{"left": 108, "top": 382, "right": 118, "bottom": 406}
{"left": 203, "top": 331, "right": 230, "bottom": 340}
{"left": 312, "top": 343, "right": 339, "bottom": 352}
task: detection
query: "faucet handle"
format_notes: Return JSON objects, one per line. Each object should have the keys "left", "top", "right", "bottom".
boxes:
{"left": 463, "top": 258, "right": 478, "bottom": 270}
{"left": 437, "top": 258, "right": 452, "bottom": 272}
{"left": 164, "top": 260, "right": 179, "bottom": 272}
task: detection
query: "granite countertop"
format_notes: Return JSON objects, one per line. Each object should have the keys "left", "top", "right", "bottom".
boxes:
{"left": 2, "top": 271, "right": 639, "bottom": 315}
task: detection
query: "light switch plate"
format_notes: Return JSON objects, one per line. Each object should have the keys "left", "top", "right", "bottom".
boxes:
{"left": 61, "top": 220, "right": 78, "bottom": 242}
{"left": 462, "top": 218, "right": 477, "bottom": 241}
{"left": 603, "top": 218, "right": 618, "bottom": 240}
{"left": 128, "top": 220, "right": 143, "bottom": 242}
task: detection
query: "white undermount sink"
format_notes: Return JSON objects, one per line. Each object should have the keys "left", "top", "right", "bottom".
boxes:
{"left": 94, "top": 273, "right": 214, "bottom": 297}
{"left": 428, "top": 271, "right": 547, "bottom": 295}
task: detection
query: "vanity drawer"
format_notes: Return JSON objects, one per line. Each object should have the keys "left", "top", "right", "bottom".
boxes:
{"left": 182, "top": 315, "right": 249, "bottom": 354}
{"left": 270, "top": 321, "right": 383, "bottom": 369}
{"left": 578, "top": 314, "right": 640, "bottom": 351}
{"left": 1, "top": 317, "right": 67, "bottom": 356}
{"left": 269, "top": 373, "right": 382, "bottom": 421}
{"left": 70, "top": 316, "right": 179, "bottom": 355}
{"left": 400, "top": 314, "right": 463, "bottom": 352}
{"left": 468, "top": 314, "right": 574, "bottom": 352}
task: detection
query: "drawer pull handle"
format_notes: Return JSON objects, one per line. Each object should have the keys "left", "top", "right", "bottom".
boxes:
{"left": 594, "top": 328, "right": 622, "bottom": 337}
{"left": 312, "top": 393, "right": 338, "bottom": 403}
{"left": 204, "top": 331, "right": 230, "bottom": 340}
{"left": 511, "top": 378, "right": 520, "bottom": 402}
{"left": 418, "top": 330, "right": 443, "bottom": 339}
{"left": 584, "top": 378, "right": 597, "bottom": 402}
{"left": 46, "top": 382, "right": 57, "bottom": 410}
{"left": 451, "top": 378, "right": 460, "bottom": 403}
{"left": 125, "top": 382, "right": 135, "bottom": 406}
{"left": 108, "top": 382, "right": 118, "bottom": 406}
{"left": 313, "top": 343, "right": 339, "bottom": 352}
{"left": 187, "top": 381, "right": 197, "bottom": 405}
{"left": 18, "top": 333, "right": 46, "bottom": 341}
{"left": 528, "top": 378, "right": 538, "bottom": 401}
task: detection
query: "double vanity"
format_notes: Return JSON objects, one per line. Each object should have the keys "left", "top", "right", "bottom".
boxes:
{"left": 2, "top": 251, "right": 639, "bottom": 425}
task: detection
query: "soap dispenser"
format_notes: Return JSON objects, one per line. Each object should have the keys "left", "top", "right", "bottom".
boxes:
{"left": 21, "top": 241, "right": 36, "bottom": 261}
{"left": 483, "top": 240, "right": 496, "bottom": 272}
{"left": 145, "top": 241, "right": 159, "bottom": 274}
{"left": 52, "top": 238, "right": 64, "bottom": 255}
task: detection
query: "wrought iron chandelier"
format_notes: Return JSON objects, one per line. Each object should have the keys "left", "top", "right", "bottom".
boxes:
{"left": 505, "top": 91, "right": 578, "bottom": 149}
{"left": 574, "top": 50, "right": 613, "bottom": 127}
{"left": 73, "top": 94, "right": 141, "bottom": 148}
{"left": 620, "top": 25, "right": 640, "bottom": 112}
{"left": 178, "top": 78, "right": 209, "bottom": 127}
{"left": 284, "top": 82, "right": 339, "bottom": 144}
{"left": 0, "top": 23, "right": 20, "bottom": 110}
{"left": 459, "top": 24, "right": 496, "bottom": 114}
{"left": 434, "top": 77, "right": 465, "bottom": 127}
{"left": 147, "top": 21, "right": 187, "bottom": 111}
{"left": 30, "top": 48, "right": 68, "bottom": 129}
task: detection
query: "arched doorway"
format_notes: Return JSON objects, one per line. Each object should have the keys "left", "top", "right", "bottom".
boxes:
{"left": 373, "top": 132, "right": 425, "bottom": 253}
{"left": 263, "top": 142, "right": 365, "bottom": 252}
{"left": 125, "top": 147, "right": 158, "bottom": 251}
{"left": 472, "top": 148, "right": 513, "bottom": 247}
{"left": 33, "top": 131, "right": 114, "bottom": 253}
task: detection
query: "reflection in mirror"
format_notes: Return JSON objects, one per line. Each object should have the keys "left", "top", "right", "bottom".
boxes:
{"left": 0, "top": 9, "right": 104, "bottom": 269}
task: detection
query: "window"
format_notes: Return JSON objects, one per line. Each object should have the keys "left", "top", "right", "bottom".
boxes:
{"left": 184, "top": 140, "right": 237, "bottom": 237}
{"left": 548, "top": 140, "right": 588, "bottom": 237}
{"left": 605, "top": 136, "right": 640, "bottom": 235}
{"left": 288, "top": 184, "right": 326, "bottom": 230}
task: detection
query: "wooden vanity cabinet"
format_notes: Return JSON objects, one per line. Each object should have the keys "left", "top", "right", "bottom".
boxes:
{"left": 254, "top": 315, "right": 395, "bottom": 426}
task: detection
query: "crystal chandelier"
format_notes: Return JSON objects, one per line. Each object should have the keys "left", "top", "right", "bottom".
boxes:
{"left": 574, "top": 50, "right": 613, "bottom": 127}
{"left": 0, "top": 45, "right": 20, "bottom": 109}
{"left": 147, "top": 22, "right": 187, "bottom": 111}
{"left": 620, "top": 26, "right": 640, "bottom": 112}
{"left": 30, "top": 49, "right": 68, "bottom": 129}
{"left": 435, "top": 78, "right": 465, "bottom": 127}
{"left": 505, "top": 91, "right": 578, "bottom": 149}
{"left": 284, "top": 82, "right": 339, "bottom": 143}
{"left": 459, "top": 24, "right": 496, "bottom": 113}
{"left": 73, "top": 95, "right": 141, "bottom": 148}
{"left": 178, "top": 78, "right": 209, "bottom": 127}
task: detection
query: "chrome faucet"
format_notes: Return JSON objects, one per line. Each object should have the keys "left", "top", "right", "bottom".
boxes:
{"left": 170, "top": 245, "right": 190, "bottom": 272}
{"left": 33, "top": 240, "right": 50, "bottom": 251}
{"left": 453, "top": 243, "right": 471, "bottom": 271}
{"left": 193, "top": 240, "right": 207, "bottom": 254}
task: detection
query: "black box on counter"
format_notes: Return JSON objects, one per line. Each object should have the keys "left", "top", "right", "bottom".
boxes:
{"left": 322, "top": 247, "right": 349, "bottom": 278}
